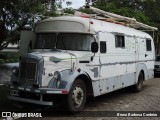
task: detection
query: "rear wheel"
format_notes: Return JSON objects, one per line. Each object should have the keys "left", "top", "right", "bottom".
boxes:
{"left": 66, "top": 79, "right": 86, "bottom": 113}
{"left": 132, "top": 72, "right": 144, "bottom": 92}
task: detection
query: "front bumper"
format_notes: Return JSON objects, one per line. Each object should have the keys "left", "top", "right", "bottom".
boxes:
{"left": 9, "top": 85, "right": 69, "bottom": 94}
{"left": 8, "top": 85, "right": 69, "bottom": 106}
{"left": 8, "top": 95, "right": 53, "bottom": 105}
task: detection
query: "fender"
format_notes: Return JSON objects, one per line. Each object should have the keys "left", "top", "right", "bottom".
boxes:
{"left": 48, "top": 69, "right": 91, "bottom": 92}
{"left": 136, "top": 63, "right": 148, "bottom": 83}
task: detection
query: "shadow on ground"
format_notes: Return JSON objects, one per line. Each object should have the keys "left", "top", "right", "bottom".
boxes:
{"left": 0, "top": 84, "right": 150, "bottom": 117}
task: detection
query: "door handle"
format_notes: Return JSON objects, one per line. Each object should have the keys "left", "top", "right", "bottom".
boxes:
{"left": 145, "top": 54, "right": 148, "bottom": 57}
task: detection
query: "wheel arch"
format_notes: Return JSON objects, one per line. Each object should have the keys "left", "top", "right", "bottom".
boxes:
{"left": 136, "top": 63, "right": 148, "bottom": 83}
{"left": 140, "top": 70, "right": 145, "bottom": 81}
{"left": 75, "top": 73, "right": 93, "bottom": 96}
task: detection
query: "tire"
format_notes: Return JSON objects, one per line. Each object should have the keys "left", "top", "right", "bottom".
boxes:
{"left": 132, "top": 72, "right": 144, "bottom": 92}
{"left": 65, "top": 78, "right": 86, "bottom": 113}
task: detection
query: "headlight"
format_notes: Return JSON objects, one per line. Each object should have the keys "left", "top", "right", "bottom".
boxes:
{"left": 54, "top": 71, "right": 61, "bottom": 88}
{"left": 12, "top": 67, "right": 19, "bottom": 76}
{"left": 54, "top": 71, "right": 61, "bottom": 80}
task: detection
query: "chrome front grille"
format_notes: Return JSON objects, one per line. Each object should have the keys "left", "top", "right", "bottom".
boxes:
{"left": 20, "top": 58, "right": 38, "bottom": 81}
{"left": 20, "top": 62, "right": 37, "bottom": 80}
{"left": 19, "top": 54, "right": 44, "bottom": 87}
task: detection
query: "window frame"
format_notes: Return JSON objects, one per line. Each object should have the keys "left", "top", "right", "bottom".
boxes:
{"left": 115, "top": 34, "right": 125, "bottom": 48}
{"left": 35, "top": 33, "right": 57, "bottom": 49}
{"left": 56, "top": 33, "right": 96, "bottom": 51}
{"left": 146, "top": 39, "right": 152, "bottom": 51}
{"left": 100, "top": 41, "right": 107, "bottom": 53}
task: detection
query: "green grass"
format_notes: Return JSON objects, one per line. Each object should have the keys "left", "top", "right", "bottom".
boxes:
{"left": 0, "top": 51, "right": 20, "bottom": 64}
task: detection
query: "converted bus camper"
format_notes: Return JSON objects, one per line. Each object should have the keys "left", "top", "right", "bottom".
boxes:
{"left": 8, "top": 15, "right": 155, "bottom": 112}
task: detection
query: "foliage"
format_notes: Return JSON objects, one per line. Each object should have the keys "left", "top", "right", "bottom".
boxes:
{"left": 1, "top": 0, "right": 160, "bottom": 53}
{"left": 92, "top": 0, "right": 160, "bottom": 54}
{"left": 93, "top": 0, "right": 150, "bottom": 24}
{"left": 0, "top": 0, "right": 64, "bottom": 51}
{"left": 93, "top": 0, "right": 160, "bottom": 27}
{"left": 143, "top": 0, "right": 160, "bottom": 27}
{"left": 0, "top": 51, "right": 20, "bottom": 64}
{"left": 62, "top": 8, "right": 75, "bottom": 15}
{"left": 79, "top": 8, "right": 93, "bottom": 14}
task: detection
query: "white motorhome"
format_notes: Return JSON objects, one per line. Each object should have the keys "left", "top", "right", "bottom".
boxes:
{"left": 8, "top": 15, "right": 155, "bottom": 112}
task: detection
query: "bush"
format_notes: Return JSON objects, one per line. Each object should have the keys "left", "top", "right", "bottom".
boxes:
{"left": 0, "top": 51, "right": 20, "bottom": 64}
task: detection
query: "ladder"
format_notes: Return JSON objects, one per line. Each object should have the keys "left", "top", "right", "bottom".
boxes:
{"left": 74, "top": 6, "right": 158, "bottom": 31}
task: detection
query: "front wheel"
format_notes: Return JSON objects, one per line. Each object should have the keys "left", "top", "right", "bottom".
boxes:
{"left": 66, "top": 79, "right": 86, "bottom": 113}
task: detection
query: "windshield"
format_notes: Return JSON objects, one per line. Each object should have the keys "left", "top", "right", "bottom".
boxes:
{"left": 35, "top": 33, "right": 56, "bottom": 49}
{"left": 156, "top": 56, "right": 160, "bottom": 61}
{"left": 56, "top": 33, "right": 95, "bottom": 51}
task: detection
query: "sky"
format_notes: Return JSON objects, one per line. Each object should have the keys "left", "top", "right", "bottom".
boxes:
{"left": 62, "top": 0, "right": 86, "bottom": 9}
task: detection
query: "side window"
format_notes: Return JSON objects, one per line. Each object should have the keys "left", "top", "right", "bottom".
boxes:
{"left": 146, "top": 39, "right": 152, "bottom": 51}
{"left": 115, "top": 35, "right": 125, "bottom": 48}
{"left": 100, "top": 41, "right": 106, "bottom": 53}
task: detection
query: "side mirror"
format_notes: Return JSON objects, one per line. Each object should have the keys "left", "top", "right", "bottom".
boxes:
{"left": 91, "top": 42, "right": 98, "bottom": 53}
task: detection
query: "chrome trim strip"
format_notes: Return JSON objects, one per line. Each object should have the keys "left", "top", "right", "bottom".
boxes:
{"left": 87, "top": 59, "right": 155, "bottom": 66}
{"left": 26, "top": 88, "right": 30, "bottom": 91}
{"left": 8, "top": 96, "right": 53, "bottom": 106}
{"left": 18, "top": 87, "right": 24, "bottom": 90}
{"left": 46, "top": 91, "right": 62, "bottom": 94}
{"left": 35, "top": 90, "right": 40, "bottom": 92}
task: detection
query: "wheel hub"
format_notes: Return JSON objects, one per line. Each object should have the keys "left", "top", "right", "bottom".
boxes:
{"left": 72, "top": 86, "right": 84, "bottom": 107}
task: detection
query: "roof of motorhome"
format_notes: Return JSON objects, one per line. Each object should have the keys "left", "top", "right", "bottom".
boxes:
{"left": 38, "top": 16, "right": 152, "bottom": 39}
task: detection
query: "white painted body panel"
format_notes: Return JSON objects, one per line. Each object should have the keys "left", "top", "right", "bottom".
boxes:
{"left": 19, "top": 16, "right": 155, "bottom": 97}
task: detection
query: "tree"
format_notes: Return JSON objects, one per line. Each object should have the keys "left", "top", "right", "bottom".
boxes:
{"left": 62, "top": 8, "right": 74, "bottom": 14}
{"left": 143, "top": 0, "right": 160, "bottom": 53}
{"left": 93, "top": 0, "right": 149, "bottom": 23}
{"left": 92, "top": 0, "right": 160, "bottom": 54}
{"left": 61, "top": 1, "right": 73, "bottom": 15}
{"left": 0, "top": 0, "right": 63, "bottom": 51}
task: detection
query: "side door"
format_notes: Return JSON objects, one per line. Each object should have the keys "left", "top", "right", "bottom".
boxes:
{"left": 145, "top": 39, "right": 154, "bottom": 61}
{"left": 137, "top": 37, "right": 154, "bottom": 80}
{"left": 145, "top": 38, "right": 155, "bottom": 79}
{"left": 137, "top": 38, "right": 146, "bottom": 61}
{"left": 137, "top": 38, "right": 154, "bottom": 62}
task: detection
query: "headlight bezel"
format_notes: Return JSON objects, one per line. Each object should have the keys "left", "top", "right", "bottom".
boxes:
{"left": 54, "top": 71, "right": 61, "bottom": 80}
{"left": 53, "top": 71, "right": 62, "bottom": 88}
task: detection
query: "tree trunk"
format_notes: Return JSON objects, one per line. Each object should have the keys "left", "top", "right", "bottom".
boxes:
{"left": 157, "top": 34, "right": 160, "bottom": 54}
{"left": 0, "top": 9, "right": 7, "bottom": 50}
